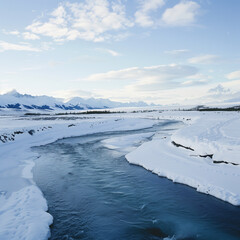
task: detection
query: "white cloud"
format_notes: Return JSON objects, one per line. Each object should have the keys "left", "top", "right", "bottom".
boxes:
{"left": 0, "top": 41, "right": 41, "bottom": 52}
{"left": 26, "top": 5, "right": 69, "bottom": 40}
{"left": 84, "top": 64, "right": 198, "bottom": 90}
{"left": 186, "top": 73, "right": 207, "bottom": 80}
{"left": 181, "top": 79, "right": 207, "bottom": 86}
{"left": 222, "top": 79, "right": 240, "bottom": 92}
{"left": 188, "top": 54, "right": 220, "bottom": 64}
{"left": 3, "top": 30, "right": 20, "bottom": 36}
{"left": 106, "top": 49, "right": 120, "bottom": 56}
{"left": 22, "top": 32, "right": 40, "bottom": 40}
{"left": 164, "top": 49, "right": 189, "bottom": 55}
{"left": 135, "top": 0, "right": 165, "bottom": 27}
{"left": 226, "top": 70, "right": 240, "bottom": 80}
{"left": 4, "top": 1, "right": 203, "bottom": 45}
{"left": 40, "top": 42, "right": 53, "bottom": 51}
{"left": 179, "top": 72, "right": 209, "bottom": 87}
{"left": 52, "top": 89, "right": 96, "bottom": 100}
{"left": 162, "top": 1, "right": 200, "bottom": 26}
{"left": 96, "top": 48, "right": 121, "bottom": 56}
{"left": 26, "top": 0, "right": 133, "bottom": 42}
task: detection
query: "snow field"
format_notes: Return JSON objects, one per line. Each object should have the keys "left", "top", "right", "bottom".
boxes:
{"left": 126, "top": 111, "right": 240, "bottom": 205}
{"left": 0, "top": 116, "right": 157, "bottom": 240}
{"left": 0, "top": 110, "right": 240, "bottom": 239}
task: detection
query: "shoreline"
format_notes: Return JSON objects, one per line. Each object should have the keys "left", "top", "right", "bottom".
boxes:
{"left": 0, "top": 116, "right": 158, "bottom": 240}
{"left": 126, "top": 111, "right": 240, "bottom": 206}
{"left": 0, "top": 111, "right": 240, "bottom": 239}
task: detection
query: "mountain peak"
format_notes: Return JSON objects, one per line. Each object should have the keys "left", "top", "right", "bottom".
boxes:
{"left": 0, "top": 90, "right": 152, "bottom": 111}
{"left": 4, "top": 90, "right": 34, "bottom": 98}
{"left": 5, "top": 89, "right": 18, "bottom": 96}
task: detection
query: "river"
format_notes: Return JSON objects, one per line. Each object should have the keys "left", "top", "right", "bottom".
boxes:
{"left": 33, "top": 121, "right": 240, "bottom": 240}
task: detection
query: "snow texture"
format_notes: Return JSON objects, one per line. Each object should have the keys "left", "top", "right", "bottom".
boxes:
{"left": 0, "top": 114, "right": 157, "bottom": 240}
{"left": 126, "top": 111, "right": 240, "bottom": 206}
{"left": 101, "top": 132, "right": 154, "bottom": 151}
{"left": 0, "top": 90, "right": 149, "bottom": 111}
{"left": 0, "top": 109, "right": 240, "bottom": 239}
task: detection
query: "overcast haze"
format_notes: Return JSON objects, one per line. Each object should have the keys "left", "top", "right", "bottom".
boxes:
{"left": 0, "top": 0, "right": 240, "bottom": 105}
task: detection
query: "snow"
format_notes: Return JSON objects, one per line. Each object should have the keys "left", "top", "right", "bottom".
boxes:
{"left": 0, "top": 90, "right": 150, "bottom": 111}
{"left": 68, "top": 96, "right": 149, "bottom": 108}
{"left": 0, "top": 186, "right": 52, "bottom": 240}
{"left": 170, "top": 112, "right": 240, "bottom": 165}
{"left": 101, "top": 132, "right": 154, "bottom": 152}
{"left": 126, "top": 110, "right": 240, "bottom": 206}
{"left": 126, "top": 135, "right": 240, "bottom": 205}
{"left": 0, "top": 109, "right": 240, "bottom": 239}
{"left": 0, "top": 114, "right": 157, "bottom": 240}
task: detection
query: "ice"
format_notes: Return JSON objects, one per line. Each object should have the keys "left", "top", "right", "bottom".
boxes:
{"left": 101, "top": 132, "right": 154, "bottom": 151}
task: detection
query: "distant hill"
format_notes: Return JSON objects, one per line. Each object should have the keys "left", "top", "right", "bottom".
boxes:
{"left": 0, "top": 90, "right": 151, "bottom": 111}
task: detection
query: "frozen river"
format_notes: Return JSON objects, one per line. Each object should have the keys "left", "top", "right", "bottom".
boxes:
{"left": 33, "top": 121, "right": 240, "bottom": 240}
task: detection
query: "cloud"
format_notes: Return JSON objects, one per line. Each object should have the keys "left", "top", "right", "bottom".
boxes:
{"left": 106, "top": 49, "right": 121, "bottom": 56}
{"left": 135, "top": 0, "right": 165, "bottom": 27}
{"left": 2, "top": 30, "right": 20, "bottom": 36}
{"left": 226, "top": 70, "right": 240, "bottom": 80}
{"left": 96, "top": 48, "right": 121, "bottom": 56}
{"left": 223, "top": 91, "right": 240, "bottom": 103}
{"left": 3, "top": 29, "right": 39, "bottom": 40}
{"left": 179, "top": 72, "right": 210, "bottom": 87}
{"left": 26, "top": 5, "right": 69, "bottom": 40}
{"left": 181, "top": 79, "right": 207, "bottom": 86}
{"left": 0, "top": 41, "right": 41, "bottom": 52}
{"left": 52, "top": 89, "right": 97, "bottom": 100}
{"left": 164, "top": 49, "right": 189, "bottom": 55}
{"left": 22, "top": 32, "right": 40, "bottom": 40}
{"left": 188, "top": 54, "right": 220, "bottom": 64}
{"left": 26, "top": 0, "right": 133, "bottom": 42}
{"left": 161, "top": 1, "right": 200, "bottom": 26}
{"left": 4, "top": 1, "right": 203, "bottom": 46}
{"left": 85, "top": 64, "right": 198, "bottom": 91}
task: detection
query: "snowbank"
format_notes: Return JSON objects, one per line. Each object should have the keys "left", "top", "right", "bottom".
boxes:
{"left": 1, "top": 110, "right": 240, "bottom": 239}
{"left": 0, "top": 186, "right": 52, "bottom": 240}
{"left": 171, "top": 112, "right": 240, "bottom": 165}
{"left": 126, "top": 111, "right": 240, "bottom": 206}
{"left": 101, "top": 132, "right": 154, "bottom": 151}
{"left": 0, "top": 115, "right": 158, "bottom": 240}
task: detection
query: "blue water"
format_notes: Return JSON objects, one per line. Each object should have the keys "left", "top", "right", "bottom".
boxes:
{"left": 33, "top": 121, "right": 240, "bottom": 240}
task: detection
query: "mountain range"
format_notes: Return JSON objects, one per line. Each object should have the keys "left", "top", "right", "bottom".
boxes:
{"left": 0, "top": 90, "right": 151, "bottom": 111}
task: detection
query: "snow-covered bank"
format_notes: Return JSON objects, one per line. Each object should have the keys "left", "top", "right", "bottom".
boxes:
{"left": 101, "top": 132, "right": 155, "bottom": 152}
{"left": 1, "top": 110, "right": 240, "bottom": 239}
{"left": 126, "top": 111, "right": 240, "bottom": 206}
{"left": 0, "top": 115, "right": 158, "bottom": 240}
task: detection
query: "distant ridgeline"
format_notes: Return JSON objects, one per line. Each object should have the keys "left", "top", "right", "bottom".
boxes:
{"left": 0, "top": 90, "right": 150, "bottom": 111}
{"left": 190, "top": 105, "right": 240, "bottom": 111}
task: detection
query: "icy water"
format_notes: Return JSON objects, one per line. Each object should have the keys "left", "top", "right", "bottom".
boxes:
{"left": 33, "top": 121, "right": 240, "bottom": 240}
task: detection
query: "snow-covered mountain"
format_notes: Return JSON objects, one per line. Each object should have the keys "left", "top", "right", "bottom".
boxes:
{"left": 0, "top": 90, "right": 150, "bottom": 111}
{"left": 68, "top": 97, "right": 149, "bottom": 109}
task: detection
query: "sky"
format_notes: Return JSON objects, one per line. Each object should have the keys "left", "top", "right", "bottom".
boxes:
{"left": 0, "top": 0, "right": 240, "bottom": 105}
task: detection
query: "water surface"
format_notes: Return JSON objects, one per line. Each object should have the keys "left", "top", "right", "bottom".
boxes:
{"left": 33, "top": 121, "right": 240, "bottom": 240}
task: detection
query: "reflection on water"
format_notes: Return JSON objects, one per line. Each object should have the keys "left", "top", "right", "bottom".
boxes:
{"left": 33, "top": 121, "right": 240, "bottom": 240}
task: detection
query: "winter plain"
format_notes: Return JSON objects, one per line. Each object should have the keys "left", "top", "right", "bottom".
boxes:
{"left": 1, "top": 0, "right": 240, "bottom": 239}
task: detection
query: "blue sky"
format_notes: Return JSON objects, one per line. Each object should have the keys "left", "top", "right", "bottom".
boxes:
{"left": 0, "top": 0, "right": 240, "bottom": 104}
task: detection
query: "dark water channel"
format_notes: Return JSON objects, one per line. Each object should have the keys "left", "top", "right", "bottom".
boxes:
{"left": 33, "top": 121, "right": 240, "bottom": 240}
